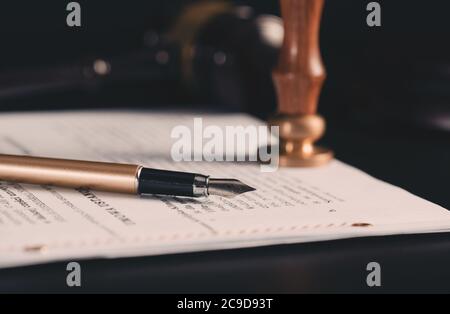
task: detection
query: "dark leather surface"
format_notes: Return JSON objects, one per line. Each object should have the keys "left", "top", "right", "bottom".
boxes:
{"left": 2, "top": 233, "right": 450, "bottom": 293}
{"left": 0, "top": 120, "right": 449, "bottom": 293}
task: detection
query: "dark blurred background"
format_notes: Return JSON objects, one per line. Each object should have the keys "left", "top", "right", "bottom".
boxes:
{"left": 0, "top": 0, "right": 449, "bottom": 129}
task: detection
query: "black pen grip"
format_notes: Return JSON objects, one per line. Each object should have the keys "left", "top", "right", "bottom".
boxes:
{"left": 137, "top": 168, "right": 203, "bottom": 197}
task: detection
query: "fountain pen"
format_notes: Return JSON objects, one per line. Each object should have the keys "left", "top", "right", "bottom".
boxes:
{"left": 0, "top": 154, "right": 255, "bottom": 198}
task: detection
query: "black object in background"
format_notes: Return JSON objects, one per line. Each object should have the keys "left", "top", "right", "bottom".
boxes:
{"left": 0, "top": 0, "right": 280, "bottom": 117}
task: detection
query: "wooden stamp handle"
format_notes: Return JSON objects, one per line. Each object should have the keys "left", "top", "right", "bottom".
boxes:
{"left": 273, "top": 0, "right": 326, "bottom": 115}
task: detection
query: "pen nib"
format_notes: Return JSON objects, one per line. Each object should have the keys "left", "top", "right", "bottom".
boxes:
{"left": 208, "top": 178, "right": 256, "bottom": 198}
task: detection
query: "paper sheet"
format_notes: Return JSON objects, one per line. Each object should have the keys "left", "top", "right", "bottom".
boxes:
{"left": 0, "top": 110, "right": 449, "bottom": 268}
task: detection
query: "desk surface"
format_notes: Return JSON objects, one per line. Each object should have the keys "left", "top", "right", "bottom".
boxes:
{"left": 0, "top": 120, "right": 449, "bottom": 293}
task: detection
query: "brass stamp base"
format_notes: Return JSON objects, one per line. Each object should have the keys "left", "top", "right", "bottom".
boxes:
{"left": 269, "top": 114, "right": 334, "bottom": 168}
{"left": 278, "top": 145, "right": 333, "bottom": 167}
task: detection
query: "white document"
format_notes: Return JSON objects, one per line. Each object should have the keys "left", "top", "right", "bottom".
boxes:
{"left": 0, "top": 110, "right": 449, "bottom": 269}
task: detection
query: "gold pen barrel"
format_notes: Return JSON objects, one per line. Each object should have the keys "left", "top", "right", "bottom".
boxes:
{"left": 0, "top": 154, "right": 140, "bottom": 194}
